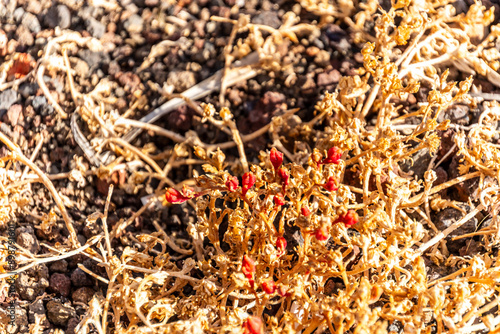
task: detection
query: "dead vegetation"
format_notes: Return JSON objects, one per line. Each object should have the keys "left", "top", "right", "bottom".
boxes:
{"left": 2, "top": 0, "right": 500, "bottom": 333}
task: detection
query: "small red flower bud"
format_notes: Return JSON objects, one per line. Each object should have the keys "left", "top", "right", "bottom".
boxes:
{"left": 165, "top": 188, "right": 192, "bottom": 204}
{"left": 270, "top": 147, "right": 283, "bottom": 170}
{"left": 322, "top": 147, "right": 342, "bottom": 164}
{"left": 262, "top": 279, "right": 276, "bottom": 294}
{"left": 323, "top": 177, "right": 338, "bottom": 192}
{"left": 242, "top": 255, "right": 255, "bottom": 279}
{"left": 277, "top": 167, "right": 289, "bottom": 191}
{"left": 314, "top": 225, "right": 329, "bottom": 241}
{"left": 225, "top": 176, "right": 239, "bottom": 192}
{"left": 278, "top": 167, "right": 289, "bottom": 184}
{"left": 274, "top": 193, "right": 285, "bottom": 206}
{"left": 277, "top": 285, "right": 291, "bottom": 297}
{"left": 335, "top": 210, "right": 359, "bottom": 227}
{"left": 242, "top": 172, "right": 256, "bottom": 196}
{"left": 301, "top": 206, "right": 311, "bottom": 217}
{"left": 276, "top": 236, "right": 287, "bottom": 254}
{"left": 243, "top": 316, "right": 263, "bottom": 334}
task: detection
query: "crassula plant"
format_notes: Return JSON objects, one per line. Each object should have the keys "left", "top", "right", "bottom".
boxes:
{"left": 165, "top": 145, "right": 358, "bottom": 331}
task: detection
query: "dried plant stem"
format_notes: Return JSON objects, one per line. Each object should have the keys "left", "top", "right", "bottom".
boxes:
{"left": 103, "top": 184, "right": 114, "bottom": 257}
{"left": 37, "top": 63, "right": 68, "bottom": 118}
{"left": 20, "top": 133, "right": 44, "bottom": 180}
{"left": 409, "top": 204, "right": 484, "bottom": 262}
{"left": 107, "top": 137, "right": 164, "bottom": 175}
{"left": 0, "top": 132, "right": 80, "bottom": 247}
{"left": 77, "top": 263, "right": 109, "bottom": 284}
{"left": 102, "top": 272, "right": 117, "bottom": 333}
{"left": 359, "top": 83, "right": 380, "bottom": 120}
{"left": 226, "top": 119, "right": 249, "bottom": 173}
{"left": 115, "top": 108, "right": 299, "bottom": 152}
{"left": 110, "top": 201, "right": 153, "bottom": 239}
{"left": 6, "top": 169, "right": 94, "bottom": 189}
{"left": 404, "top": 171, "right": 481, "bottom": 207}
{"left": 0, "top": 236, "right": 100, "bottom": 279}
{"left": 152, "top": 221, "right": 193, "bottom": 255}
{"left": 120, "top": 52, "right": 259, "bottom": 144}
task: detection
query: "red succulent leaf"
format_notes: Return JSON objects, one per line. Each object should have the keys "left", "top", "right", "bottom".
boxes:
{"left": 262, "top": 280, "right": 276, "bottom": 294}
{"left": 270, "top": 147, "right": 283, "bottom": 170}
{"left": 243, "top": 316, "right": 263, "bottom": 334}
{"left": 242, "top": 255, "right": 255, "bottom": 279}
{"left": 322, "top": 147, "right": 342, "bottom": 164}
{"left": 335, "top": 210, "right": 359, "bottom": 227}
{"left": 314, "top": 225, "right": 329, "bottom": 241}
{"left": 323, "top": 177, "right": 338, "bottom": 192}
{"left": 165, "top": 188, "right": 192, "bottom": 204}
{"left": 242, "top": 172, "right": 256, "bottom": 196}
{"left": 225, "top": 176, "right": 239, "bottom": 192}
{"left": 278, "top": 167, "right": 289, "bottom": 191}
{"left": 276, "top": 236, "right": 287, "bottom": 255}
{"left": 301, "top": 206, "right": 311, "bottom": 217}
{"left": 278, "top": 285, "right": 291, "bottom": 297}
{"left": 274, "top": 193, "right": 285, "bottom": 206}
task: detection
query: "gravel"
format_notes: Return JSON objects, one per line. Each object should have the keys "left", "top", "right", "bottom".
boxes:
{"left": 44, "top": 5, "right": 72, "bottom": 29}
{"left": 46, "top": 300, "right": 76, "bottom": 326}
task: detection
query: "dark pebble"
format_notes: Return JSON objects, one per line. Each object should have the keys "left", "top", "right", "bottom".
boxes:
{"left": 71, "top": 268, "right": 93, "bottom": 287}
{"left": 86, "top": 17, "right": 106, "bottom": 38}
{"left": 46, "top": 300, "right": 76, "bottom": 326}
{"left": 317, "top": 69, "right": 341, "bottom": 86}
{"left": 13, "top": 7, "right": 25, "bottom": 22}
{"left": 77, "top": 49, "right": 110, "bottom": 73}
{"left": 28, "top": 299, "right": 46, "bottom": 323}
{"left": 66, "top": 317, "right": 80, "bottom": 334}
{"left": 16, "top": 25, "right": 34, "bottom": 46}
{"left": 0, "top": 89, "right": 19, "bottom": 116}
{"left": 252, "top": 11, "right": 281, "bottom": 29}
{"left": 50, "top": 273, "right": 72, "bottom": 297}
{"left": 124, "top": 14, "right": 144, "bottom": 34}
{"left": 22, "top": 12, "right": 41, "bottom": 33}
{"left": 15, "top": 264, "right": 49, "bottom": 301}
{"left": 5, "top": 104, "right": 23, "bottom": 127}
{"left": 400, "top": 148, "right": 432, "bottom": 180}
{"left": 72, "top": 287, "right": 95, "bottom": 304}
{"left": 44, "top": 5, "right": 72, "bottom": 29}
{"left": 16, "top": 225, "right": 39, "bottom": 254}
{"left": 434, "top": 205, "right": 477, "bottom": 253}
{"left": 50, "top": 260, "right": 69, "bottom": 273}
